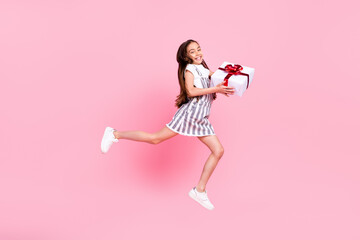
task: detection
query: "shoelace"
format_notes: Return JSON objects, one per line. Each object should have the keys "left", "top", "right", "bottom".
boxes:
{"left": 196, "top": 190, "right": 209, "bottom": 201}
{"left": 200, "top": 195, "right": 209, "bottom": 201}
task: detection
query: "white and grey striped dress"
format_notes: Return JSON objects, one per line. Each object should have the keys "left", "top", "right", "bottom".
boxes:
{"left": 166, "top": 63, "right": 215, "bottom": 137}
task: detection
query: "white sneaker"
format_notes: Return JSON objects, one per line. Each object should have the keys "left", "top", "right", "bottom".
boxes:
{"left": 188, "top": 187, "right": 215, "bottom": 210}
{"left": 101, "top": 127, "right": 119, "bottom": 154}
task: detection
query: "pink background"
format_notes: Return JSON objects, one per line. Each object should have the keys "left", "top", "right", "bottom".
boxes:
{"left": 1, "top": 0, "right": 359, "bottom": 239}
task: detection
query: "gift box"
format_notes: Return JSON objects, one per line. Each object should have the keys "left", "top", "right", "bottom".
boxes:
{"left": 210, "top": 61, "right": 255, "bottom": 97}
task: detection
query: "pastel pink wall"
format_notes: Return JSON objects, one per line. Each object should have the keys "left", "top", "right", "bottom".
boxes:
{"left": 1, "top": 0, "right": 359, "bottom": 239}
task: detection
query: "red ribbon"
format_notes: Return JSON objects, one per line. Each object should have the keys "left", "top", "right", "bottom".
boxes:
{"left": 218, "top": 64, "right": 250, "bottom": 89}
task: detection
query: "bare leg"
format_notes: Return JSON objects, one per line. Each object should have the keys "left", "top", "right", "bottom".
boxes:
{"left": 195, "top": 135, "right": 224, "bottom": 192}
{"left": 113, "top": 126, "right": 178, "bottom": 144}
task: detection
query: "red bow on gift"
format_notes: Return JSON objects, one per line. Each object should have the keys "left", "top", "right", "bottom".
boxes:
{"left": 218, "top": 64, "right": 250, "bottom": 89}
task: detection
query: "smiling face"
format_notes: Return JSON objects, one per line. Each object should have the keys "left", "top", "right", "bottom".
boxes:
{"left": 186, "top": 41, "right": 203, "bottom": 65}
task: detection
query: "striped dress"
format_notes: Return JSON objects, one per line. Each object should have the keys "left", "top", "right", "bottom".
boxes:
{"left": 166, "top": 63, "right": 216, "bottom": 136}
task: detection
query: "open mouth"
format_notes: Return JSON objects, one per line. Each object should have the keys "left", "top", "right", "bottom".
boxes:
{"left": 195, "top": 56, "right": 202, "bottom": 61}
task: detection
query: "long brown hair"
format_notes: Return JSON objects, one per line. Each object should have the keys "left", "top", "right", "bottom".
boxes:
{"left": 175, "top": 39, "right": 217, "bottom": 108}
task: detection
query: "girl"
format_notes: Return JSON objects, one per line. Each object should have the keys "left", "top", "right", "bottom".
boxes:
{"left": 100, "top": 39, "right": 235, "bottom": 210}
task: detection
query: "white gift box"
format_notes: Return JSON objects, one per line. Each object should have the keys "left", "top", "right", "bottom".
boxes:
{"left": 210, "top": 61, "right": 255, "bottom": 97}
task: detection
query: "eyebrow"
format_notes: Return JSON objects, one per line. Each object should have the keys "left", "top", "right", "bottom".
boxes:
{"left": 188, "top": 46, "right": 201, "bottom": 52}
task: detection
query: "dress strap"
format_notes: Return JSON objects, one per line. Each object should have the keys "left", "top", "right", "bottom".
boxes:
{"left": 193, "top": 65, "right": 203, "bottom": 76}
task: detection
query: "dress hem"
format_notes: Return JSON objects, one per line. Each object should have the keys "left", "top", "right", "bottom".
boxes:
{"left": 165, "top": 124, "right": 216, "bottom": 137}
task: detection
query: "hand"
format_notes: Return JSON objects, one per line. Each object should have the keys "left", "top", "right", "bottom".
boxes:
{"left": 216, "top": 81, "right": 235, "bottom": 97}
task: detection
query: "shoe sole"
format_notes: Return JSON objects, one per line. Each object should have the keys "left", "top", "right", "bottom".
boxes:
{"left": 188, "top": 190, "right": 214, "bottom": 210}
{"left": 101, "top": 127, "right": 113, "bottom": 154}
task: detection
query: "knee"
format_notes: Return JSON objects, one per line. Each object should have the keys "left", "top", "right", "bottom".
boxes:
{"left": 149, "top": 135, "right": 161, "bottom": 145}
{"left": 213, "top": 147, "right": 224, "bottom": 159}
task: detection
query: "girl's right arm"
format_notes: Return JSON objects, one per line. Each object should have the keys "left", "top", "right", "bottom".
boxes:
{"left": 184, "top": 70, "right": 235, "bottom": 97}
